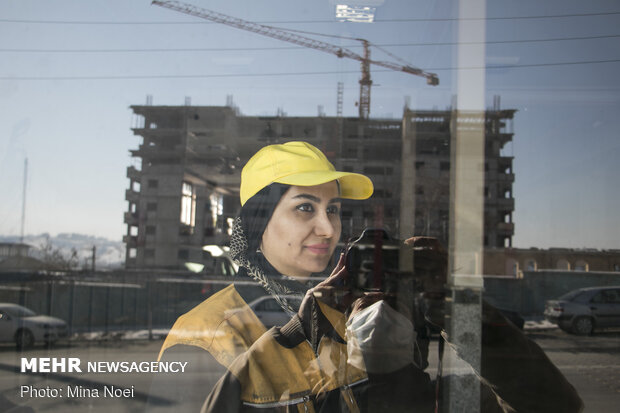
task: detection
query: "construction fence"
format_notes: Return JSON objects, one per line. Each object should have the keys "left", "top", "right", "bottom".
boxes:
{"left": 2, "top": 269, "right": 620, "bottom": 336}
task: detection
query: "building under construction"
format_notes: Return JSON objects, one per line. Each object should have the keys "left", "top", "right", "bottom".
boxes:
{"left": 123, "top": 103, "right": 516, "bottom": 270}
{"left": 401, "top": 107, "right": 516, "bottom": 248}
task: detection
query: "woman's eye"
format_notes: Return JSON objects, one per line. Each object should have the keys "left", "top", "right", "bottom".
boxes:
{"left": 296, "top": 203, "right": 314, "bottom": 212}
{"left": 327, "top": 205, "right": 340, "bottom": 215}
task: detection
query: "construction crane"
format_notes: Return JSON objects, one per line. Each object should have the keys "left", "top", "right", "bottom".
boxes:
{"left": 152, "top": 0, "right": 439, "bottom": 119}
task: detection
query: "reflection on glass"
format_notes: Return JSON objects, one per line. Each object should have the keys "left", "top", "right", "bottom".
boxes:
{"left": 0, "top": 0, "right": 618, "bottom": 412}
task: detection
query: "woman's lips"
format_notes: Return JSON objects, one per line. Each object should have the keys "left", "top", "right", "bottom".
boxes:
{"left": 306, "top": 244, "right": 330, "bottom": 254}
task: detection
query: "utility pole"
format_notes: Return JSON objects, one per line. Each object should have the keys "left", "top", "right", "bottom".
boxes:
{"left": 91, "top": 245, "right": 96, "bottom": 272}
{"left": 20, "top": 158, "right": 28, "bottom": 245}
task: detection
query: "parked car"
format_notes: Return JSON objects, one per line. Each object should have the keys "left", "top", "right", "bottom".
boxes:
{"left": 544, "top": 286, "right": 620, "bottom": 335}
{"left": 0, "top": 303, "right": 68, "bottom": 349}
{"left": 246, "top": 295, "right": 303, "bottom": 328}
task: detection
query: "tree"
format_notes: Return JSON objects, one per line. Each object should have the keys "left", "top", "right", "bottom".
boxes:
{"left": 38, "top": 236, "right": 79, "bottom": 271}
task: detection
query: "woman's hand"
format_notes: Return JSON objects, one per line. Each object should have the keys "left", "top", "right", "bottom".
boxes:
{"left": 308, "top": 253, "right": 353, "bottom": 312}
{"left": 297, "top": 254, "right": 385, "bottom": 335}
{"left": 295, "top": 253, "right": 354, "bottom": 341}
{"left": 297, "top": 253, "right": 350, "bottom": 325}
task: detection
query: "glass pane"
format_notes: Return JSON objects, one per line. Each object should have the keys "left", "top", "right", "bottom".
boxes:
{"left": 0, "top": 1, "right": 617, "bottom": 412}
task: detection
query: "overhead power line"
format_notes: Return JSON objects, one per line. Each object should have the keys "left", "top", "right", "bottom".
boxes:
{"left": 1, "top": 34, "right": 618, "bottom": 53}
{"left": 1, "top": 59, "right": 619, "bottom": 81}
{"left": 1, "top": 11, "right": 619, "bottom": 25}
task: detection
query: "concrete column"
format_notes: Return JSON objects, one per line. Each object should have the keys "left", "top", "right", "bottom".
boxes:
{"left": 399, "top": 110, "right": 416, "bottom": 272}
{"left": 444, "top": 0, "right": 486, "bottom": 411}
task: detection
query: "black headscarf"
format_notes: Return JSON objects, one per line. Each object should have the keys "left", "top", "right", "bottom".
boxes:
{"left": 239, "top": 183, "right": 290, "bottom": 272}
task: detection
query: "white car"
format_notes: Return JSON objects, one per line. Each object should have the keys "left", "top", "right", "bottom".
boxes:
{"left": 0, "top": 303, "right": 68, "bottom": 349}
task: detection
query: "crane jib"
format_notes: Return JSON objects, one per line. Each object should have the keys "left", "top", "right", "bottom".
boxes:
{"left": 152, "top": 0, "right": 439, "bottom": 118}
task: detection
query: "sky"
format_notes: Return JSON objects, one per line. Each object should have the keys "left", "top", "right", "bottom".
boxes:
{"left": 0, "top": 0, "right": 618, "bottom": 250}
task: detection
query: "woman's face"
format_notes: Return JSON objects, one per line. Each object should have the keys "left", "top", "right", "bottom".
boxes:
{"left": 261, "top": 181, "right": 341, "bottom": 279}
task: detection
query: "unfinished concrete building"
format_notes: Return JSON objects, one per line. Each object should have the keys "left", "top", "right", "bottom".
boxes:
{"left": 400, "top": 108, "right": 516, "bottom": 248}
{"left": 125, "top": 105, "right": 358, "bottom": 269}
{"left": 124, "top": 103, "right": 516, "bottom": 269}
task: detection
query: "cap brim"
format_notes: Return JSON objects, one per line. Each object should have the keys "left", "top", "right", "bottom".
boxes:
{"left": 275, "top": 171, "right": 373, "bottom": 200}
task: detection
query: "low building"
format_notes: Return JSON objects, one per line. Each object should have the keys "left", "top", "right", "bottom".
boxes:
{"left": 484, "top": 247, "right": 620, "bottom": 276}
{"left": 0, "top": 242, "right": 31, "bottom": 259}
{"left": 0, "top": 242, "right": 49, "bottom": 272}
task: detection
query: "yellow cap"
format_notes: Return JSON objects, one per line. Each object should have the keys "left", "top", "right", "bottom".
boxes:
{"left": 240, "top": 141, "right": 374, "bottom": 206}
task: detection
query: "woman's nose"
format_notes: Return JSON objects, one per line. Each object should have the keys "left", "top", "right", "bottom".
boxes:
{"left": 314, "top": 212, "right": 335, "bottom": 238}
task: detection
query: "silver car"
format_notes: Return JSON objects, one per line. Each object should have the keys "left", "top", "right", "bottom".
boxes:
{"left": 544, "top": 286, "right": 620, "bottom": 335}
{"left": 0, "top": 303, "right": 68, "bottom": 349}
{"left": 247, "top": 295, "right": 303, "bottom": 328}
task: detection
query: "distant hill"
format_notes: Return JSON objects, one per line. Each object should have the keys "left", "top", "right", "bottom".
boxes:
{"left": 0, "top": 233, "right": 125, "bottom": 269}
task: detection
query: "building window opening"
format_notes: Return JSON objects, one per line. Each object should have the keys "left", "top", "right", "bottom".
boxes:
{"left": 132, "top": 114, "right": 145, "bottom": 129}
{"left": 130, "top": 226, "right": 138, "bottom": 236}
{"left": 526, "top": 259, "right": 537, "bottom": 271}
{"left": 574, "top": 260, "right": 588, "bottom": 271}
{"left": 181, "top": 181, "right": 196, "bottom": 227}
{"left": 129, "top": 248, "right": 137, "bottom": 259}
{"left": 556, "top": 259, "right": 570, "bottom": 270}
{"left": 506, "top": 258, "right": 518, "bottom": 276}
{"left": 227, "top": 217, "right": 235, "bottom": 236}
{"left": 210, "top": 193, "right": 224, "bottom": 231}
{"left": 363, "top": 166, "right": 392, "bottom": 175}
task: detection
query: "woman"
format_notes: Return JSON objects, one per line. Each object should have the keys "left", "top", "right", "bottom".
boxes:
{"left": 150, "top": 141, "right": 582, "bottom": 413}
{"left": 151, "top": 141, "right": 388, "bottom": 412}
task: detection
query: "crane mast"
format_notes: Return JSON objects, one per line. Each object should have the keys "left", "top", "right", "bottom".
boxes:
{"left": 152, "top": 0, "right": 438, "bottom": 119}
